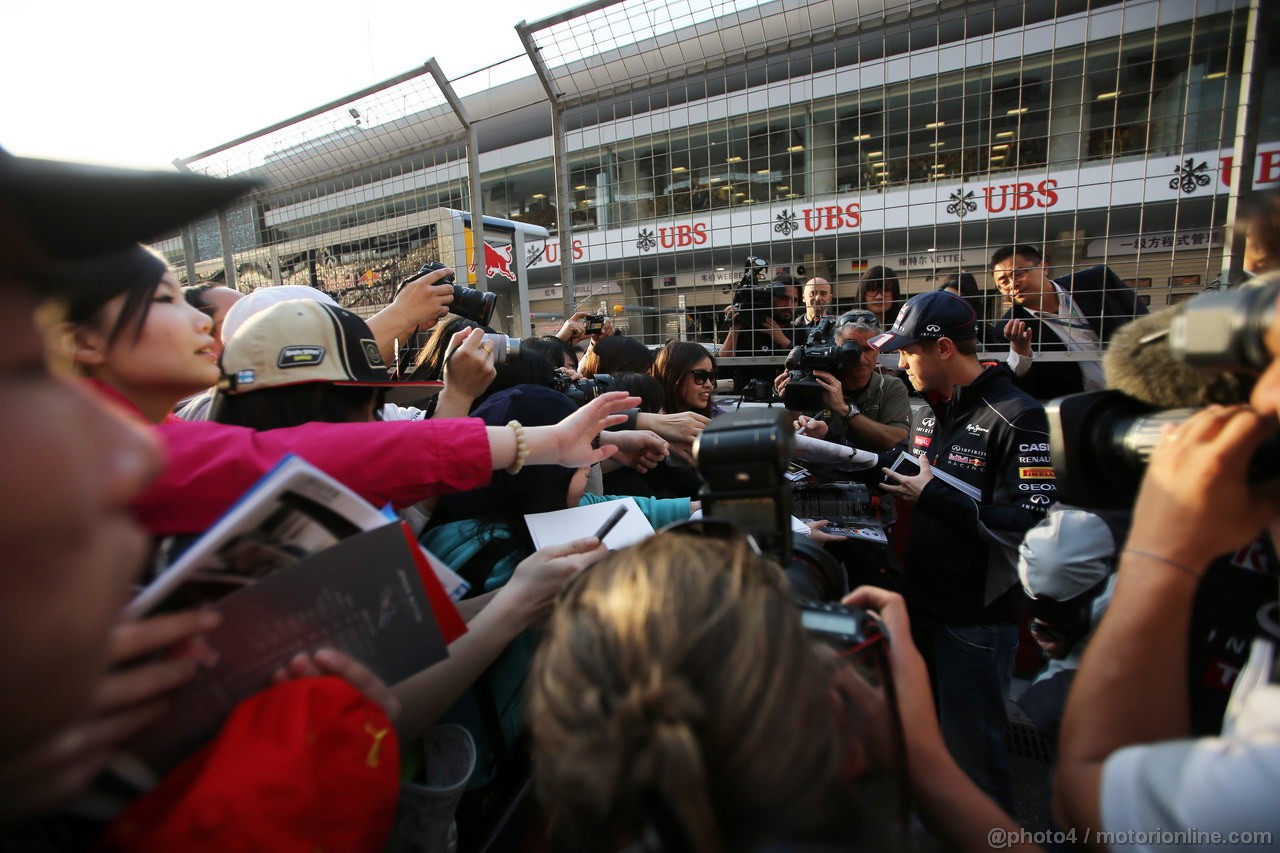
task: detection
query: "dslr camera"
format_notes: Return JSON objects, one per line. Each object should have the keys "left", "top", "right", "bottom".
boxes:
{"left": 395, "top": 261, "right": 497, "bottom": 327}
{"left": 1047, "top": 277, "right": 1280, "bottom": 507}
{"left": 783, "top": 317, "right": 864, "bottom": 412}
{"left": 551, "top": 372, "right": 615, "bottom": 406}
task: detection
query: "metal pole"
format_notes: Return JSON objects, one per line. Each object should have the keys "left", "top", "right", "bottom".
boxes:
{"left": 426, "top": 58, "right": 487, "bottom": 289}
{"left": 217, "top": 209, "right": 237, "bottom": 291}
{"left": 514, "top": 230, "right": 532, "bottom": 337}
{"left": 181, "top": 224, "right": 198, "bottom": 285}
{"left": 517, "top": 22, "right": 576, "bottom": 318}
{"left": 1221, "top": 0, "right": 1268, "bottom": 286}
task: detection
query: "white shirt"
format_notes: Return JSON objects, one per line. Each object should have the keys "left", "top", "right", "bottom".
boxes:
{"left": 1006, "top": 282, "right": 1108, "bottom": 391}
{"left": 1100, "top": 638, "right": 1280, "bottom": 852}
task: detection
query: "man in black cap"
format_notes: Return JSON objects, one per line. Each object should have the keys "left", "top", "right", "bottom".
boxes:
{"left": 868, "top": 290, "right": 1056, "bottom": 811}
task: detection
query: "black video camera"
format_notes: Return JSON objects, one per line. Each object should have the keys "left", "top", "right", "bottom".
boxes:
{"left": 1047, "top": 278, "right": 1280, "bottom": 507}
{"left": 730, "top": 256, "right": 773, "bottom": 329}
{"left": 692, "top": 410, "right": 848, "bottom": 602}
{"left": 783, "top": 317, "right": 864, "bottom": 412}
{"left": 396, "top": 261, "right": 497, "bottom": 327}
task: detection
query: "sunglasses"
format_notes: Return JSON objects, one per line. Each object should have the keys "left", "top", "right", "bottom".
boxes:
{"left": 686, "top": 369, "right": 717, "bottom": 385}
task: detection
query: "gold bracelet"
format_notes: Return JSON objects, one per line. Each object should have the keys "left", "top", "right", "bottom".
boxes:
{"left": 1121, "top": 548, "right": 1199, "bottom": 581}
{"left": 506, "top": 420, "right": 529, "bottom": 475}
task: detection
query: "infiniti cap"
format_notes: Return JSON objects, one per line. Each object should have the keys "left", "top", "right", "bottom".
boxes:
{"left": 867, "top": 290, "right": 977, "bottom": 352}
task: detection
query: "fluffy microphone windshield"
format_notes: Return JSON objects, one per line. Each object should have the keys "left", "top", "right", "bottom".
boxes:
{"left": 1103, "top": 307, "right": 1253, "bottom": 408}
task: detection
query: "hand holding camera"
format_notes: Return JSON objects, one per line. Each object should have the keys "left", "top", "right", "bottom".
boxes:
{"left": 397, "top": 261, "right": 497, "bottom": 327}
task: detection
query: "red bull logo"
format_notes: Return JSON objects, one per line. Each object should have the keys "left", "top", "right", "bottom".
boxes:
{"left": 468, "top": 241, "right": 517, "bottom": 282}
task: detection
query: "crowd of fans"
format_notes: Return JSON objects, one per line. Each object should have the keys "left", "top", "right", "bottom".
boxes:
{"left": 2, "top": 144, "right": 1279, "bottom": 853}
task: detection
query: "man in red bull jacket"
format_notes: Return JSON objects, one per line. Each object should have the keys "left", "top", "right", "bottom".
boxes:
{"left": 867, "top": 290, "right": 1056, "bottom": 812}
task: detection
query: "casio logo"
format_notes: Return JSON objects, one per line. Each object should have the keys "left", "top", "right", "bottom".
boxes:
{"left": 1019, "top": 443, "right": 1050, "bottom": 452}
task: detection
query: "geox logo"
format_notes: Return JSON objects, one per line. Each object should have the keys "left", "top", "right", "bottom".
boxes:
{"left": 279, "top": 345, "right": 325, "bottom": 368}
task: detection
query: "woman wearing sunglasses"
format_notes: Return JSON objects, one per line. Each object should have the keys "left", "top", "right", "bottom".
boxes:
{"left": 653, "top": 340, "right": 722, "bottom": 419}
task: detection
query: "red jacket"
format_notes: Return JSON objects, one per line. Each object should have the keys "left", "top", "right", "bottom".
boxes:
{"left": 87, "top": 381, "right": 493, "bottom": 536}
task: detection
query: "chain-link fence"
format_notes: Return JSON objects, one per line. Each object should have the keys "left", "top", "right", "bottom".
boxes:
{"left": 154, "top": 0, "right": 1274, "bottom": 364}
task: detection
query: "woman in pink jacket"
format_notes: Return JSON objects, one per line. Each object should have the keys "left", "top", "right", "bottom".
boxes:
{"left": 61, "top": 245, "right": 636, "bottom": 536}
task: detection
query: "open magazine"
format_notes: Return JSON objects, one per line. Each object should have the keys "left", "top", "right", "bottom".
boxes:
{"left": 122, "top": 455, "right": 468, "bottom": 771}
{"left": 128, "top": 454, "right": 468, "bottom": 617}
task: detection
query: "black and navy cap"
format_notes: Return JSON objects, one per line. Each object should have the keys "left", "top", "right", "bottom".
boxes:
{"left": 867, "top": 290, "right": 978, "bottom": 352}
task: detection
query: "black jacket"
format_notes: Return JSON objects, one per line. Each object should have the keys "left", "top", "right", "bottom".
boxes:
{"left": 1000, "top": 265, "right": 1147, "bottom": 400}
{"left": 880, "top": 365, "right": 1056, "bottom": 624}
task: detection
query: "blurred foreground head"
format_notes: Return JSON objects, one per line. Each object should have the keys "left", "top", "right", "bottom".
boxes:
{"left": 0, "top": 147, "right": 254, "bottom": 821}
{"left": 528, "top": 532, "right": 892, "bottom": 852}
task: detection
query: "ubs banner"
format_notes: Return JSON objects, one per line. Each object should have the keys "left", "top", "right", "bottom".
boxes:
{"left": 525, "top": 144, "right": 1280, "bottom": 269}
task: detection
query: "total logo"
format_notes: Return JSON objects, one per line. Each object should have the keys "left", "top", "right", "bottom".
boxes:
{"left": 1029, "top": 494, "right": 1051, "bottom": 505}
{"left": 965, "top": 423, "right": 990, "bottom": 435}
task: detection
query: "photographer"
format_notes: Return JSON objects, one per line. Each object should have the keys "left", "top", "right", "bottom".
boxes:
{"left": 775, "top": 311, "right": 910, "bottom": 453}
{"left": 719, "top": 277, "right": 799, "bottom": 356}
{"left": 1054, "top": 289, "right": 1280, "bottom": 848}
{"left": 720, "top": 276, "right": 799, "bottom": 395}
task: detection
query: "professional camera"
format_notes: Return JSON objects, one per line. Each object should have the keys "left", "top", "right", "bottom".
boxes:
{"left": 551, "top": 372, "right": 616, "bottom": 405}
{"left": 395, "top": 261, "right": 497, "bottom": 327}
{"left": 729, "top": 256, "right": 773, "bottom": 328}
{"left": 1047, "top": 278, "right": 1280, "bottom": 507}
{"left": 783, "top": 316, "right": 864, "bottom": 411}
{"left": 581, "top": 314, "right": 606, "bottom": 335}
{"left": 691, "top": 410, "right": 848, "bottom": 601}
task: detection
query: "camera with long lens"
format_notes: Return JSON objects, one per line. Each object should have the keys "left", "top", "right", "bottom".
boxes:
{"left": 1047, "top": 277, "right": 1280, "bottom": 508}
{"left": 730, "top": 256, "right": 773, "bottom": 329}
{"left": 395, "top": 261, "right": 497, "bottom": 327}
{"left": 783, "top": 316, "right": 864, "bottom": 412}
{"left": 551, "top": 372, "right": 615, "bottom": 406}
{"left": 691, "top": 410, "right": 849, "bottom": 602}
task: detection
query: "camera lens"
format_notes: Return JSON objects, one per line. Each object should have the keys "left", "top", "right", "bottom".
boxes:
{"left": 451, "top": 284, "right": 497, "bottom": 327}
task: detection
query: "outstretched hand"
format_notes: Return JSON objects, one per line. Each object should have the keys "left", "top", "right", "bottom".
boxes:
{"left": 527, "top": 391, "right": 640, "bottom": 469}
{"left": 506, "top": 538, "right": 608, "bottom": 621}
